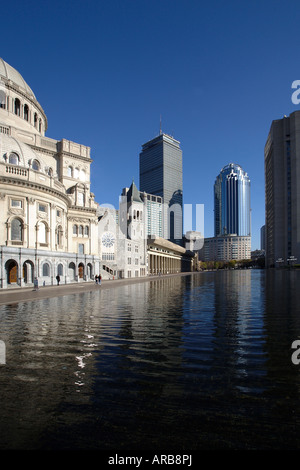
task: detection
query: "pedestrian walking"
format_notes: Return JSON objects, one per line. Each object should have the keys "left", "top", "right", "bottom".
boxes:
{"left": 95, "top": 275, "right": 98, "bottom": 284}
{"left": 99, "top": 275, "right": 102, "bottom": 285}
{"left": 56, "top": 275, "right": 60, "bottom": 285}
{"left": 33, "top": 278, "right": 39, "bottom": 291}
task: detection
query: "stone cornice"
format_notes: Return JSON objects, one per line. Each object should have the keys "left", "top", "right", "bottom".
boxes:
{"left": 68, "top": 216, "right": 95, "bottom": 223}
{"left": 0, "top": 175, "right": 71, "bottom": 205}
{"left": 29, "top": 145, "right": 56, "bottom": 157}
{"left": 69, "top": 205, "right": 97, "bottom": 215}
{"left": 59, "top": 151, "right": 92, "bottom": 163}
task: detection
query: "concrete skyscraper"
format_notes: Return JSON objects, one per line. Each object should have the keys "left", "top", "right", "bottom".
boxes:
{"left": 264, "top": 111, "right": 300, "bottom": 267}
{"left": 214, "top": 163, "right": 251, "bottom": 237}
{"left": 139, "top": 132, "right": 183, "bottom": 245}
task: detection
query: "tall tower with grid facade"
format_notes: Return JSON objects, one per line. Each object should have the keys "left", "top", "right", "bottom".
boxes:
{"left": 139, "top": 133, "right": 183, "bottom": 245}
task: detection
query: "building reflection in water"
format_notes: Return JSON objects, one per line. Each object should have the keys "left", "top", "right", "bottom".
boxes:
{"left": 181, "top": 270, "right": 265, "bottom": 395}
{"left": 263, "top": 270, "right": 300, "bottom": 396}
{"left": 212, "top": 270, "right": 256, "bottom": 389}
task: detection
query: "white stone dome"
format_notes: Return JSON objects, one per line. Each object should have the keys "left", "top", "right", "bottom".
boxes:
{"left": 0, "top": 58, "right": 47, "bottom": 135}
{"left": 0, "top": 58, "right": 36, "bottom": 99}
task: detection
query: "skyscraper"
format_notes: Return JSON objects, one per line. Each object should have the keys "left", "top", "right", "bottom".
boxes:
{"left": 260, "top": 225, "right": 266, "bottom": 251}
{"left": 139, "top": 132, "right": 183, "bottom": 244}
{"left": 264, "top": 111, "right": 300, "bottom": 267}
{"left": 140, "top": 191, "right": 163, "bottom": 238}
{"left": 214, "top": 163, "right": 251, "bottom": 237}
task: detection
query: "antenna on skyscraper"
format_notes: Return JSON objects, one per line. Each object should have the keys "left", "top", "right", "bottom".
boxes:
{"left": 159, "top": 115, "right": 162, "bottom": 135}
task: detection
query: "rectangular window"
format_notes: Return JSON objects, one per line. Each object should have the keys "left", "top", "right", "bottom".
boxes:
{"left": 38, "top": 203, "right": 46, "bottom": 212}
{"left": 0, "top": 93, "right": 6, "bottom": 109}
{"left": 102, "top": 253, "right": 115, "bottom": 261}
{"left": 11, "top": 199, "right": 22, "bottom": 208}
{"left": 78, "top": 243, "right": 84, "bottom": 254}
{"left": 77, "top": 193, "right": 84, "bottom": 206}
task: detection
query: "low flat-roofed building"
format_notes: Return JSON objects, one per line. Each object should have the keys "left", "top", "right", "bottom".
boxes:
{"left": 199, "top": 234, "right": 251, "bottom": 262}
{"left": 147, "top": 236, "right": 196, "bottom": 274}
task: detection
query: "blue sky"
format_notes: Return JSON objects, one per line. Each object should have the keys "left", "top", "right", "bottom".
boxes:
{"left": 2, "top": 0, "right": 300, "bottom": 249}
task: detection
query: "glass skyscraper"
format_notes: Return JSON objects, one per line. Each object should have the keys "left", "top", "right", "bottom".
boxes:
{"left": 214, "top": 163, "right": 251, "bottom": 237}
{"left": 139, "top": 133, "right": 183, "bottom": 244}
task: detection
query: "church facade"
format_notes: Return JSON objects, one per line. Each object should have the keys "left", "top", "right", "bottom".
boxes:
{"left": 0, "top": 58, "right": 100, "bottom": 288}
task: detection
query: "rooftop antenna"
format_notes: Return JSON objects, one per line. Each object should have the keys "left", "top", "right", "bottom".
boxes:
{"left": 159, "top": 115, "right": 162, "bottom": 135}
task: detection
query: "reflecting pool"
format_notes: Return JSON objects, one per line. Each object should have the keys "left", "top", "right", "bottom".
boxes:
{"left": 0, "top": 269, "right": 300, "bottom": 450}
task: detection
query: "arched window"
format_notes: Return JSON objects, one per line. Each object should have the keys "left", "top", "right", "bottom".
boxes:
{"left": 6, "top": 260, "right": 18, "bottom": 284}
{"left": 34, "top": 113, "right": 38, "bottom": 128}
{"left": 14, "top": 98, "right": 20, "bottom": 116}
{"left": 73, "top": 224, "right": 78, "bottom": 236}
{"left": 38, "top": 222, "right": 47, "bottom": 244}
{"left": 74, "top": 168, "right": 79, "bottom": 179}
{"left": 57, "top": 225, "right": 63, "bottom": 246}
{"left": 87, "top": 263, "right": 93, "bottom": 279}
{"left": 48, "top": 167, "right": 53, "bottom": 177}
{"left": 23, "top": 260, "right": 34, "bottom": 284}
{"left": 79, "top": 225, "right": 83, "bottom": 236}
{"left": 42, "top": 263, "right": 50, "bottom": 276}
{"left": 57, "top": 263, "right": 63, "bottom": 276}
{"left": 84, "top": 226, "right": 89, "bottom": 236}
{"left": 78, "top": 261, "right": 84, "bottom": 276}
{"left": 68, "top": 262, "right": 75, "bottom": 280}
{"left": 80, "top": 169, "right": 86, "bottom": 181}
{"left": 9, "top": 153, "right": 19, "bottom": 165}
{"left": 11, "top": 218, "right": 23, "bottom": 241}
{"left": 24, "top": 104, "right": 29, "bottom": 121}
{"left": 32, "top": 159, "right": 40, "bottom": 171}
{"left": 0, "top": 90, "right": 6, "bottom": 109}
{"left": 39, "top": 119, "right": 42, "bottom": 132}
{"left": 67, "top": 166, "right": 73, "bottom": 177}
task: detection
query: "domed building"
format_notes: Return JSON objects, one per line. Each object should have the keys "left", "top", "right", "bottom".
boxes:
{"left": 0, "top": 58, "right": 100, "bottom": 288}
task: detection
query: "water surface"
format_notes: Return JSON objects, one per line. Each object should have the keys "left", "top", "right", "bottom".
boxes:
{"left": 0, "top": 269, "right": 300, "bottom": 450}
